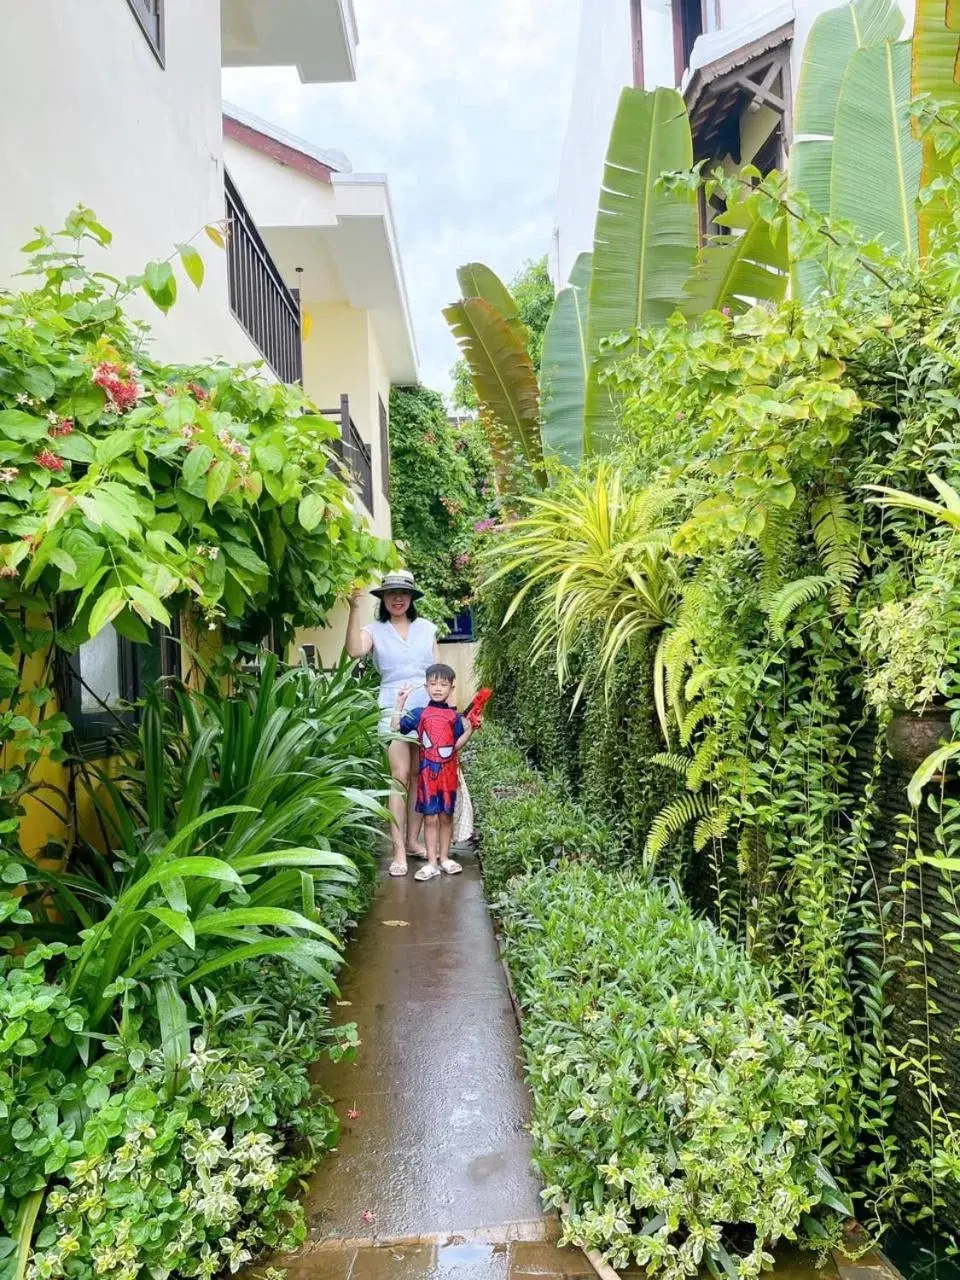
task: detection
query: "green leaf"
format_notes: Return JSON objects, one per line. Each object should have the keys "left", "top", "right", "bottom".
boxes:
{"left": 457, "top": 263, "right": 525, "bottom": 338}
{"left": 584, "top": 87, "right": 698, "bottom": 455}
{"left": 182, "top": 444, "right": 212, "bottom": 489}
{"left": 177, "top": 242, "right": 205, "bottom": 289}
{"left": 790, "top": 0, "right": 904, "bottom": 294}
{"left": 146, "top": 908, "right": 196, "bottom": 949}
{"left": 682, "top": 197, "right": 788, "bottom": 318}
{"left": 443, "top": 298, "right": 546, "bottom": 487}
{"left": 127, "top": 585, "right": 171, "bottom": 626}
{"left": 831, "top": 40, "right": 921, "bottom": 260}
{"left": 205, "top": 460, "right": 231, "bottom": 508}
{"left": 298, "top": 492, "right": 325, "bottom": 532}
{"left": 142, "top": 260, "right": 178, "bottom": 314}
{"left": 88, "top": 587, "right": 125, "bottom": 638}
{"left": 156, "top": 978, "right": 191, "bottom": 1077}
{"left": 0, "top": 411, "right": 47, "bottom": 443}
{"left": 540, "top": 252, "right": 591, "bottom": 468}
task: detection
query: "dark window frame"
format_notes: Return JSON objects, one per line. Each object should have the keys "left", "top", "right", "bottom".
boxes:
{"left": 59, "top": 614, "right": 181, "bottom": 757}
{"left": 672, "top": 0, "right": 721, "bottom": 84}
{"left": 125, "top": 0, "right": 165, "bottom": 67}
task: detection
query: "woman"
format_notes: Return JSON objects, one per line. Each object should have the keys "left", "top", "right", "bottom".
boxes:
{"left": 346, "top": 569, "right": 440, "bottom": 876}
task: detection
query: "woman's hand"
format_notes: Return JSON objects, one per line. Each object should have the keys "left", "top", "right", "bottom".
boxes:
{"left": 349, "top": 588, "right": 365, "bottom": 610}
{"left": 396, "top": 683, "right": 412, "bottom": 710}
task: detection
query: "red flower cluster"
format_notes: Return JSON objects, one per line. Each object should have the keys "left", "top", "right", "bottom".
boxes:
{"left": 48, "top": 417, "right": 74, "bottom": 438}
{"left": 35, "top": 449, "right": 64, "bottom": 472}
{"left": 92, "top": 361, "right": 143, "bottom": 412}
{"left": 186, "top": 382, "right": 209, "bottom": 402}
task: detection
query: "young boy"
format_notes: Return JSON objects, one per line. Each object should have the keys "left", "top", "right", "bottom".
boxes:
{"left": 392, "top": 663, "right": 474, "bottom": 882}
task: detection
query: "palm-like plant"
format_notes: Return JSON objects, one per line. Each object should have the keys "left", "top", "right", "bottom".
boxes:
{"left": 483, "top": 466, "right": 681, "bottom": 738}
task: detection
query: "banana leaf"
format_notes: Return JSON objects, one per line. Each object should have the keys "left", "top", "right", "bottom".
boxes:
{"left": 457, "top": 263, "right": 524, "bottom": 336}
{"left": 790, "top": 0, "right": 903, "bottom": 296}
{"left": 540, "top": 251, "right": 592, "bottom": 468}
{"left": 583, "top": 87, "right": 697, "bottom": 456}
{"left": 682, "top": 199, "right": 788, "bottom": 317}
{"left": 831, "top": 41, "right": 920, "bottom": 259}
{"left": 912, "top": 0, "right": 960, "bottom": 252}
{"left": 443, "top": 297, "right": 547, "bottom": 487}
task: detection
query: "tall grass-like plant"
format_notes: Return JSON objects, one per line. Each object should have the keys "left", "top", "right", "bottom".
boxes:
{"left": 483, "top": 466, "right": 680, "bottom": 737}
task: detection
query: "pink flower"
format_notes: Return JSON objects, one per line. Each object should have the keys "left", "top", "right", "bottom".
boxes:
{"left": 474, "top": 518, "right": 497, "bottom": 534}
{"left": 0, "top": 467, "right": 20, "bottom": 484}
{"left": 361, "top": 1210, "right": 375, "bottom": 1224}
{"left": 455, "top": 552, "right": 471, "bottom": 569}
{"left": 48, "top": 417, "right": 74, "bottom": 438}
{"left": 0, "top": 565, "right": 18, "bottom": 579}
{"left": 35, "top": 449, "right": 64, "bottom": 472}
{"left": 721, "top": 306, "right": 731, "bottom": 317}
{"left": 186, "top": 381, "right": 209, "bottom": 401}
{"left": 181, "top": 424, "right": 199, "bottom": 442}
{"left": 347, "top": 1108, "right": 361, "bottom": 1121}
{"left": 92, "top": 361, "right": 143, "bottom": 412}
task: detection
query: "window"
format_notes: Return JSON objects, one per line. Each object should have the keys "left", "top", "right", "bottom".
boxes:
{"left": 673, "top": 0, "right": 720, "bottom": 83}
{"left": 61, "top": 616, "right": 180, "bottom": 753}
{"left": 379, "top": 395, "right": 390, "bottom": 500}
{"left": 126, "top": 0, "right": 164, "bottom": 66}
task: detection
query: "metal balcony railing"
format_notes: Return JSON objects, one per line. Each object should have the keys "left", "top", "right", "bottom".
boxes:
{"left": 224, "top": 169, "right": 303, "bottom": 385}
{"left": 320, "top": 394, "right": 374, "bottom": 515}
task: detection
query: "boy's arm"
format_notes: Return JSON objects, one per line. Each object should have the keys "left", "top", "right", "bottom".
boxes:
{"left": 454, "top": 715, "right": 474, "bottom": 751}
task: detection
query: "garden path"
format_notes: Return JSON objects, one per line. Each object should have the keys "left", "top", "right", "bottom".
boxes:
{"left": 265, "top": 853, "right": 907, "bottom": 1280}
{"left": 270, "top": 850, "right": 579, "bottom": 1280}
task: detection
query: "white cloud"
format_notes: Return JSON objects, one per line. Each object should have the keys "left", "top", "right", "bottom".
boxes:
{"left": 222, "top": 0, "right": 581, "bottom": 394}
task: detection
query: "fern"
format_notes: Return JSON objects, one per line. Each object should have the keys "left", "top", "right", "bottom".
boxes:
{"left": 645, "top": 793, "right": 712, "bottom": 865}
{"left": 694, "top": 806, "right": 731, "bottom": 852}
{"left": 679, "top": 699, "right": 715, "bottom": 747}
{"left": 688, "top": 732, "right": 722, "bottom": 791}
{"left": 649, "top": 752, "right": 693, "bottom": 776}
{"left": 811, "top": 492, "right": 864, "bottom": 609}
{"left": 765, "top": 575, "right": 831, "bottom": 640}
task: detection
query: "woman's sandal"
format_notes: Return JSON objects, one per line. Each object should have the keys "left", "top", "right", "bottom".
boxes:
{"left": 440, "top": 859, "right": 462, "bottom": 876}
{"left": 406, "top": 846, "right": 429, "bottom": 861}
{"left": 414, "top": 864, "right": 441, "bottom": 882}
{"left": 389, "top": 860, "right": 408, "bottom": 877}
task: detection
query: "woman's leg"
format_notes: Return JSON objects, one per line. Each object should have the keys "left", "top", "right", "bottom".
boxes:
{"left": 406, "top": 741, "right": 425, "bottom": 854}
{"left": 386, "top": 738, "right": 412, "bottom": 867}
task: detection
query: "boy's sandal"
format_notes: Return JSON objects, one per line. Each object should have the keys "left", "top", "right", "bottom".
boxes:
{"left": 440, "top": 859, "right": 462, "bottom": 876}
{"left": 414, "top": 864, "right": 441, "bottom": 882}
{"left": 388, "top": 860, "right": 408, "bottom": 877}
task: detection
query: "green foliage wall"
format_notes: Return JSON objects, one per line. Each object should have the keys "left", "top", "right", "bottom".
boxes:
{"left": 388, "top": 385, "right": 495, "bottom": 622}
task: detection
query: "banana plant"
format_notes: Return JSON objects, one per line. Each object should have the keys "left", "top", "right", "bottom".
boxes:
{"left": 912, "top": 0, "right": 960, "bottom": 252}
{"left": 791, "top": 0, "right": 916, "bottom": 296}
{"left": 583, "top": 86, "right": 698, "bottom": 456}
{"left": 443, "top": 293, "right": 547, "bottom": 488}
{"left": 540, "top": 252, "right": 591, "bottom": 468}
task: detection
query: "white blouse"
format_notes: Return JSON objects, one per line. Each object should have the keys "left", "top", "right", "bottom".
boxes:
{"left": 363, "top": 617, "right": 437, "bottom": 711}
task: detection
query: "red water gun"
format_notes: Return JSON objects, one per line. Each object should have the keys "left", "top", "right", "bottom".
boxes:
{"left": 465, "top": 687, "right": 493, "bottom": 730}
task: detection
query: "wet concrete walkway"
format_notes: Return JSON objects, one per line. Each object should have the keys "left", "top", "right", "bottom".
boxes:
{"left": 272, "top": 851, "right": 570, "bottom": 1280}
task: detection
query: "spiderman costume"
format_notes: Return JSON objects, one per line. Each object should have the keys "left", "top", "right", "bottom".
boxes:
{"left": 399, "top": 700, "right": 465, "bottom": 816}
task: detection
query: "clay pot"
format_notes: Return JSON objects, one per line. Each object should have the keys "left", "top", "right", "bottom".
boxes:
{"left": 886, "top": 704, "right": 954, "bottom": 770}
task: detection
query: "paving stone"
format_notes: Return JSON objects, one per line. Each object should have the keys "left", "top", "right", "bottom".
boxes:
{"left": 509, "top": 1242, "right": 595, "bottom": 1277}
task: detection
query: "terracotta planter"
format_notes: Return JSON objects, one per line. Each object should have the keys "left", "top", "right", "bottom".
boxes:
{"left": 886, "top": 704, "right": 954, "bottom": 770}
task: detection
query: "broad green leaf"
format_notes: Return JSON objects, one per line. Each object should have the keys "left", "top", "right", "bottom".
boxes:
{"left": 177, "top": 242, "right": 205, "bottom": 289}
{"left": 156, "top": 979, "right": 191, "bottom": 1076}
{"left": 457, "top": 263, "right": 524, "bottom": 337}
{"left": 912, "top": 0, "right": 960, "bottom": 251}
{"left": 540, "top": 252, "right": 591, "bottom": 468}
{"left": 831, "top": 41, "right": 920, "bottom": 260}
{"left": 204, "top": 224, "right": 226, "bottom": 249}
{"left": 0, "top": 411, "right": 47, "bottom": 442}
{"left": 791, "top": 0, "right": 904, "bottom": 294}
{"left": 299, "top": 492, "right": 325, "bottom": 531}
{"left": 88, "top": 588, "right": 125, "bottom": 637}
{"left": 127, "top": 585, "right": 171, "bottom": 626}
{"left": 908, "top": 742, "right": 960, "bottom": 806}
{"left": 443, "top": 297, "right": 546, "bottom": 487}
{"left": 182, "top": 443, "right": 213, "bottom": 489}
{"left": 205, "top": 459, "right": 231, "bottom": 507}
{"left": 682, "top": 198, "right": 788, "bottom": 318}
{"left": 143, "top": 260, "right": 177, "bottom": 314}
{"left": 583, "top": 87, "right": 697, "bottom": 455}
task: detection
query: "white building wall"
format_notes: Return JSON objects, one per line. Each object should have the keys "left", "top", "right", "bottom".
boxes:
{"left": 0, "top": 0, "right": 260, "bottom": 369}
{"left": 554, "top": 0, "right": 916, "bottom": 286}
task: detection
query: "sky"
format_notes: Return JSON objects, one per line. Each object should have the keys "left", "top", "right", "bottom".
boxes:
{"left": 222, "top": 0, "right": 582, "bottom": 396}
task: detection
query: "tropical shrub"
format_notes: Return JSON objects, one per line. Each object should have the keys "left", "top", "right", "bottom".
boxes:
{"left": 467, "top": 723, "right": 620, "bottom": 895}
{"left": 499, "top": 863, "right": 848, "bottom": 1280}
{"left": 388, "top": 385, "right": 496, "bottom": 623}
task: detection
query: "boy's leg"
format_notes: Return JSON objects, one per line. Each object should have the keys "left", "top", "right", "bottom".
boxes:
{"left": 423, "top": 814, "right": 440, "bottom": 867}
{"left": 438, "top": 813, "right": 455, "bottom": 864}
